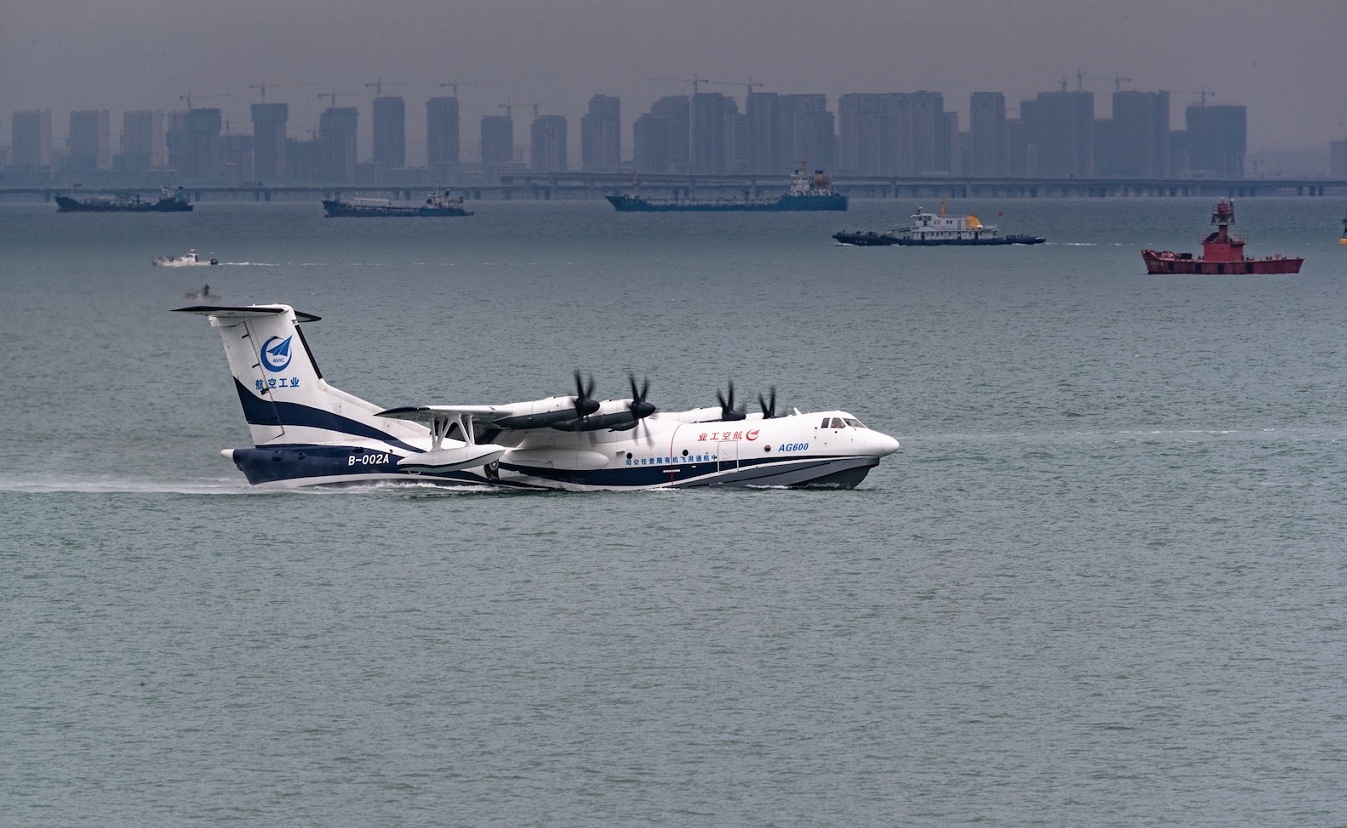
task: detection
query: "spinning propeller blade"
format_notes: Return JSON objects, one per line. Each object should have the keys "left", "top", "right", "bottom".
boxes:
{"left": 628, "top": 374, "right": 656, "bottom": 421}
{"left": 758, "top": 386, "right": 777, "bottom": 419}
{"left": 716, "top": 381, "right": 746, "bottom": 421}
{"left": 572, "top": 370, "right": 599, "bottom": 417}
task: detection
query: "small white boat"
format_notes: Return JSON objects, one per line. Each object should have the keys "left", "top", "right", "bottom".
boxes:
{"left": 154, "top": 249, "right": 218, "bottom": 267}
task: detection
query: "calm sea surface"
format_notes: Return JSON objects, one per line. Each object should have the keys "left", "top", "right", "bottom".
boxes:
{"left": 2, "top": 196, "right": 1346, "bottom": 825}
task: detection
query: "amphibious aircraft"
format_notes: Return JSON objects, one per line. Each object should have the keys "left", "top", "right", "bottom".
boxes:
{"left": 174, "top": 303, "right": 899, "bottom": 490}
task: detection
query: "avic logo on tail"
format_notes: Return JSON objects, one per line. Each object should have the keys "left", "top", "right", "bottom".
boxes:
{"left": 260, "top": 336, "right": 294, "bottom": 372}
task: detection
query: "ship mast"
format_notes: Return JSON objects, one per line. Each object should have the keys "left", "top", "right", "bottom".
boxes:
{"left": 1211, "top": 199, "right": 1235, "bottom": 243}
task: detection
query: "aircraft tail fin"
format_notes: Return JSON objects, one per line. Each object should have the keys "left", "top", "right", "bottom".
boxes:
{"left": 175, "top": 304, "right": 426, "bottom": 450}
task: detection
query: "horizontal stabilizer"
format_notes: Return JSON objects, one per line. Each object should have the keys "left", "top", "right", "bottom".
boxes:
{"left": 173, "top": 304, "right": 321, "bottom": 323}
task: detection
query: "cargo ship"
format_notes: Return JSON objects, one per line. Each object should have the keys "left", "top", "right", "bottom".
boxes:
{"left": 55, "top": 186, "right": 192, "bottom": 213}
{"left": 322, "top": 190, "right": 473, "bottom": 217}
{"left": 1141, "top": 200, "right": 1302, "bottom": 274}
{"left": 834, "top": 203, "right": 1044, "bottom": 246}
{"left": 606, "top": 164, "right": 847, "bottom": 212}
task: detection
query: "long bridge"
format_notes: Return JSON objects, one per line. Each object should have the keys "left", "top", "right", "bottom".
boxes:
{"left": 4, "top": 173, "right": 1345, "bottom": 203}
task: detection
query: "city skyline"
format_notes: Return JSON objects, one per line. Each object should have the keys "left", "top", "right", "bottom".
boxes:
{"left": 4, "top": 0, "right": 1344, "bottom": 168}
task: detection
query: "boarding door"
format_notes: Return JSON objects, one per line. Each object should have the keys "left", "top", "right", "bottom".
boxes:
{"left": 717, "top": 440, "right": 738, "bottom": 473}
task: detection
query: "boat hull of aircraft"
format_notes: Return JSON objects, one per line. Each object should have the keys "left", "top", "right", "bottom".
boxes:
{"left": 176, "top": 303, "right": 900, "bottom": 491}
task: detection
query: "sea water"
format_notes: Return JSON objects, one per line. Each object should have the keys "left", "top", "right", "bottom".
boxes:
{"left": 2, "top": 197, "right": 1346, "bottom": 825}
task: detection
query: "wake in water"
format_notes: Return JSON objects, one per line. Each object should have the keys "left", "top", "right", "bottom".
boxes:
{"left": 0, "top": 475, "right": 512, "bottom": 497}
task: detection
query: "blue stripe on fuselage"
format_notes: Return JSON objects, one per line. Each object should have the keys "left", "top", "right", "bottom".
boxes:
{"left": 232, "top": 378, "right": 423, "bottom": 453}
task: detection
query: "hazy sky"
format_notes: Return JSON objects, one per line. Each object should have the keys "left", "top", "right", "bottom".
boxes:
{"left": 5, "top": 0, "right": 1344, "bottom": 166}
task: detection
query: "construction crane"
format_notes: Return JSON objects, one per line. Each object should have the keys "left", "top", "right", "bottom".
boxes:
{"left": 499, "top": 102, "right": 514, "bottom": 118}
{"left": 712, "top": 78, "right": 764, "bottom": 98}
{"left": 439, "top": 79, "right": 506, "bottom": 98}
{"left": 649, "top": 75, "right": 714, "bottom": 96}
{"left": 365, "top": 79, "right": 413, "bottom": 97}
{"left": 179, "top": 92, "right": 227, "bottom": 109}
{"left": 1112, "top": 73, "right": 1133, "bottom": 92}
{"left": 1175, "top": 88, "right": 1217, "bottom": 106}
{"left": 318, "top": 91, "right": 355, "bottom": 108}
{"left": 249, "top": 81, "right": 321, "bottom": 103}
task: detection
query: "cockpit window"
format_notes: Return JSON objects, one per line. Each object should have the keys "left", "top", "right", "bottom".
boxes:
{"left": 844, "top": 418, "right": 866, "bottom": 429}
{"left": 829, "top": 417, "right": 846, "bottom": 429}
{"left": 820, "top": 418, "right": 831, "bottom": 428}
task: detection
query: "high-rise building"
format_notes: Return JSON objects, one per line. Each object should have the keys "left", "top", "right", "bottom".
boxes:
{"left": 969, "top": 92, "right": 1007, "bottom": 177}
{"left": 1331, "top": 139, "right": 1347, "bottom": 179}
{"left": 641, "top": 96, "right": 690, "bottom": 173}
{"left": 1185, "top": 104, "right": 1246, "bottom": 178}
{"left": 121, "top": 110, "right": 165, "bottom": 171}
{"left": 837, "top": 94, "right": 895, "bottom": 175}
{"left": 886, "top": 92, "right": 950, "bottom": 176}
{"left": 480, "top": 114, "right": 514, "bottom": 166}
{"left": 426, "top": 96, "right": 460, "bottom": 182}
{"left": 750, "top": 93, "right": 836, "bottom": 174}
{"left": 318, "top": 107, "right": 358, "bottom": 183}
{"left": 372, "top": 96, "right": 406, "bottom": 170}
{"left": 1021, "top": 89, "right": 1094, "bottom": 178}
{"left": 220, "top": 132, "right": 254, "bottom": 185}
{"left": 183, "top": 108, "right": 223, "bottom": 180}
{"left": 11, "top": 109, "right": 52, "bottom": 168}
{"left": 580, "top": 95, "right": 620, "bottom": 172}
{"left": 786, "top": 94, "right": 836, "bottom": 174}
{"left": 251, "top": 102, "right": 288, "bottom": 181}
{"left": 530, "top": 114, "right": 567, "bottom": 172}
{"left": 746, "top": 92, "right": 783, "bottom": 173}
{"left": 1103, "top": 90, "right": 1169, "bottom": 178}
{"left": 632, "top": 113, "right": 671, "bottom": 174}
{"left": 68, "top": 110, "right": 111, "bottom": 173}
{"left": 690, "top": 92, "right": 737, "bottom": 174}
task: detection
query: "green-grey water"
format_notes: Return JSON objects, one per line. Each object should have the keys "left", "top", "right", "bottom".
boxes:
{"left": 3, "top": 197, "right": 1346, "bottom": 825}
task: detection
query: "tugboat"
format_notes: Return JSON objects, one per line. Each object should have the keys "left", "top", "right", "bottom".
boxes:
{"left": 834, "top": 202, "right": 1044, "bottom": 246}
{"left": 55, "top": 186, "right": 193, "bottom": 213}
{"left": 322, "top": 190, "right": 473, "bottom": 217}
{"left": 606, "top": 163, "right": 847, "bottom": 212}
{"left": 1141, "top": 200, "right": 1302, "bottom": 274}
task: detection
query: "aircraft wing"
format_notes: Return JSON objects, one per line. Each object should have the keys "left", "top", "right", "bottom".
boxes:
{"left": 377, "top": 404, "right": 511, "bottom": 426}
{"left": 378, "top": 395, "right": 645, "bottom": 433}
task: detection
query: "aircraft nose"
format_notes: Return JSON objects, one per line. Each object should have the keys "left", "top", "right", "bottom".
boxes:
{"left": 873, "top": 432, "right": 900, "bottom": 456}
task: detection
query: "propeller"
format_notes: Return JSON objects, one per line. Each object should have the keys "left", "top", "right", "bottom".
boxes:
{"left": 628, "top": 374, "right": 656, "bottom": 421}
{"left": 716, "top": 381, "right": 746, "bottom": 421}
{"left": 758, "top": 386, "right": 778, "bottom": 419}
{"left": 572, "top": 370, "right": 599, "bottom": 417}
